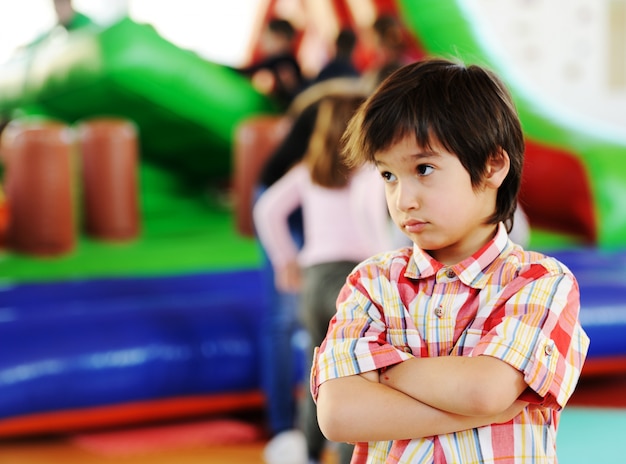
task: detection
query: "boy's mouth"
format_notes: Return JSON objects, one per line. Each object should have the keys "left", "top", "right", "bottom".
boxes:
{"left": 402, "top": 219, "right": 427, "bottom": 233}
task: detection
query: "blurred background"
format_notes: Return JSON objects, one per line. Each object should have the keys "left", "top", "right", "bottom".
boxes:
{"left": 1, "top": 0, "right": 624, "bottom": 130}
{"left": 0, "top": 0, "right": 257, "bottom": 67}
{"left": 0, "top": 0, "right": 625, "bottom": 463}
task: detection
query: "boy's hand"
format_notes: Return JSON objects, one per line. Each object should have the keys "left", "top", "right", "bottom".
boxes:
{"left": 495, "top": 400, "right": 528, "bottom": 423}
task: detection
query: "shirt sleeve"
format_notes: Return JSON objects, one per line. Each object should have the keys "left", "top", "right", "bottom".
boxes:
{"left": 253, "top": 165, "right": 304, "bottom": 270}
{"left": 311, "top": 262, "right": 415, "bottom": 401}
{"left": 471, "top": 267, "right": 590, "bottom": 409}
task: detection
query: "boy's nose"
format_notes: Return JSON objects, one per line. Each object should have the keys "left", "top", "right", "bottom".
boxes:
{"left": 395, "top": 181, "right": 420, "bottom": 212}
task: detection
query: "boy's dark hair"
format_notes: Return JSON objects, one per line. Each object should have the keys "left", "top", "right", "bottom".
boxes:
{"left": 343, "top": 58, "right": 525, "bottom": 231}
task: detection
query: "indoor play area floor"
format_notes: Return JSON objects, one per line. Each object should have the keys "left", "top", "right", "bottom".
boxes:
{"left": 0, "top": 372, "right": 624, "bottom": 464}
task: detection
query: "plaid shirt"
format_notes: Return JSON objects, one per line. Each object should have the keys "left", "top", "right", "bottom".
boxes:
{"left": 312, "top": 224, "right": 589, "bottom": 463}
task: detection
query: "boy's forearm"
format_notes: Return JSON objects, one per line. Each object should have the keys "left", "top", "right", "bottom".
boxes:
{"left": 316, "top": 373, "right": 522, "bottom": 443}
{"left": 380, "top": 355, "right": 528, "bottom": 416}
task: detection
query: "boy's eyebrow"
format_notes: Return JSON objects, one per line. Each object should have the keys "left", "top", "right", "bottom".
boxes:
{"left": 374, "top": 150, "right": 441, "bottom": 165}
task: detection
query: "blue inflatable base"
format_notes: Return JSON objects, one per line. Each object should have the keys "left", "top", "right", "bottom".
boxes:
{"left": 0, "top": 248, "right": 624, "bottom": 426}
{"left": 0, "top": 269, "right": 269, "bottom": 419}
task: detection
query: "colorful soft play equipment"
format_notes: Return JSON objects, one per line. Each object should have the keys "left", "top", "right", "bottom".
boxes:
{"left": 0, "top": 16, "right": 277, "bottom": 436}
{"left": 0, "top": 0, "right": 625, "bottom": 437}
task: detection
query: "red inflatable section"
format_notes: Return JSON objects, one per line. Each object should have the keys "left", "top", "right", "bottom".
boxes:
{"left": 0, "top": 391, "right": 264, "bottom": 438}
{"left": 519, "top": 140, "right": 597, "bottom": 243}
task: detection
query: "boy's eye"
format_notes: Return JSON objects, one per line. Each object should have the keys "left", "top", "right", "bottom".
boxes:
{"left": 418, "top": 165, "right": 434, "bottom": 176}
{"left": 380, "top": 171, "right": 397, "bottom": 183}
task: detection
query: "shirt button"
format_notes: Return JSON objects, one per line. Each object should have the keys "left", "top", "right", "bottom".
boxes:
{"left": 545, "top": 344, "right": 554, "bottom": 356}
{"left": 434, "top": 307, "right": 444, "bottom": 318}
{"left": 445, "top": 268, "right": 455, "bottom": 279}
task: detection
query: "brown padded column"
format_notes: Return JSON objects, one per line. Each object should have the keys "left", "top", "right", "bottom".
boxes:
{"left": 232, "top": 115, "right": 290, "bottom": 237}
{"left": 77, "top": 118, "right": 140, "bottom": 241}
{"left": 1, "top": 118, "right": 76, "bottom": 256}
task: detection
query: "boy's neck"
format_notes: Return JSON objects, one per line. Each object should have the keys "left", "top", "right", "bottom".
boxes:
{"left": 427, "top": 223, "right": 500, "bottom": 266}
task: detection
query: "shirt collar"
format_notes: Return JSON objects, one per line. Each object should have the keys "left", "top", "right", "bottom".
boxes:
{"left": 405, "top": 223, "right": 512, "bottom": 288}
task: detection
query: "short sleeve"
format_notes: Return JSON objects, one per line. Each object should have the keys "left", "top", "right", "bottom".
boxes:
{"left": 310, "top": 265, "right": 413, "bottom": 401}
{"left": 471, "top": 271, "right": 590, "bottom": 409}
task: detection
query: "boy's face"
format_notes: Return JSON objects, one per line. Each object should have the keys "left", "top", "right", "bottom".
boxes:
{"left": 374, "top": 135, "right": 506, "bottom": 265}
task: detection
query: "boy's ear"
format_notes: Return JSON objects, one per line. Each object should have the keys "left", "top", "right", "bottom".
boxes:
{"left": 485, "top": 149, "right": 510, "bottom": 188}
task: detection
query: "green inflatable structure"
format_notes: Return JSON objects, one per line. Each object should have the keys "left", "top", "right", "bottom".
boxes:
{"left": 0, "top": 17, "right": 277, "bottom": 182}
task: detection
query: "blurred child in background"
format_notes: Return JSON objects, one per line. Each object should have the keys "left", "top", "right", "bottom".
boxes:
{"left": 254, "top": 93, "right": 393, "bottom": 464}
{"left": 240, "top": 18, "right": 306, "bottom": 110}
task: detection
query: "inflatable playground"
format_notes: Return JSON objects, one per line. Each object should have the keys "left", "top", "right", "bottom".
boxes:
{"left": 0, "top": 0, "right": 625, "bottom": 439}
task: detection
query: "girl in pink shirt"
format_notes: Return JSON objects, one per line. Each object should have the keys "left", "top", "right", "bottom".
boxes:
{"left": 254, "top": 93, "right": 393, "bottom": 464}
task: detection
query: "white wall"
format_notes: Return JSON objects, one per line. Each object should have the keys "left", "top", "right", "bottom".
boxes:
{"left": 0, "top": 0, "right": 260, "bottom": 67}
{"left": 467, "top": 0, "right": 626, "bottom": 135}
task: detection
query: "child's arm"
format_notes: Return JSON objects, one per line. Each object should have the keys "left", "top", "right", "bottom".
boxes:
{"left": 317, "top": 370, "right": 527, "bottom": 443}
{"left": 252, "top": 165, "right": 304, "bottom": 273}
{"left": 376, "top": 271, "right": 588, "bottom": 416}
{"left": 379, "top": 355, "right": 528, "bottom": 416}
